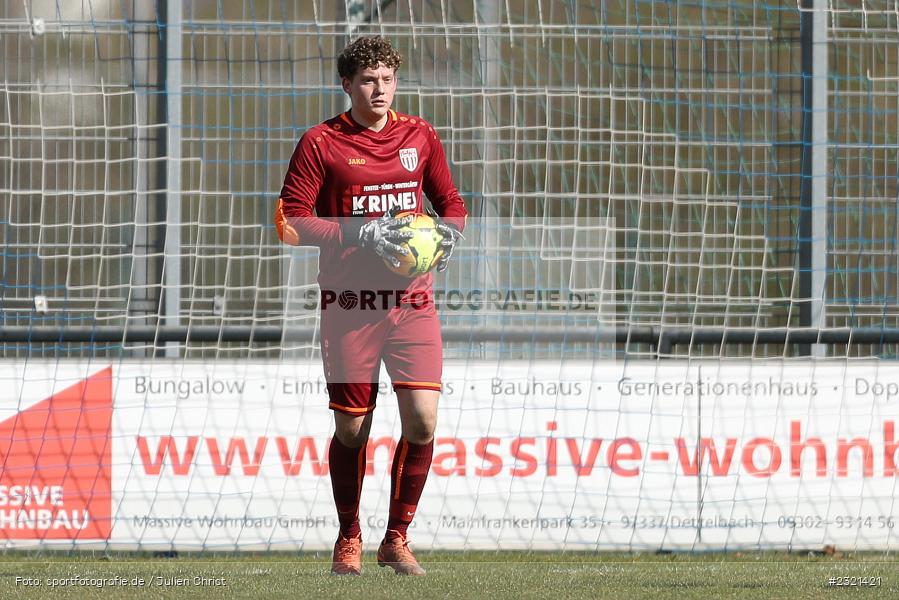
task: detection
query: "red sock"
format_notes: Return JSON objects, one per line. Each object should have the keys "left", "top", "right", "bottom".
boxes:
{"left": 328, "top": 437, "right": 367, "bottom": 539}
{"left": 386, "top": 438, "right": 434, "bottom": 540}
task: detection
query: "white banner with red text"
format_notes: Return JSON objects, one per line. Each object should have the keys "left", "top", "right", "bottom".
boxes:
{"left": 1, "top": 360, "right": 898, "bottom": 551}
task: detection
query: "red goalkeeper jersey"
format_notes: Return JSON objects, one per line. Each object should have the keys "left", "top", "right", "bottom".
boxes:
{"left": 276, "top": 109, "right": 467, "bottom": 291}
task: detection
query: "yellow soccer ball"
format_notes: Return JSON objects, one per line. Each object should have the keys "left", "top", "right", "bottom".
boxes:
{"left": 383, "top": 211, "right": 445, "bottom": 277}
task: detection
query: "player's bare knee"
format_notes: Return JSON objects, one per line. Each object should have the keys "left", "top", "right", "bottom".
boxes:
{"left": 402, "top": 421, "right": 436, "bottom": 444}
{"left": 335, "top": 429, "right": 369, "bottom": 447}
{"left": 334, "top": 413, "right": 373, "bottom": 447}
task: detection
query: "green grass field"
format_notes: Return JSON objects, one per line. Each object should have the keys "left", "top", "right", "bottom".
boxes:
{"left": 0, "top": 551, "right": 896, "bottom": 599}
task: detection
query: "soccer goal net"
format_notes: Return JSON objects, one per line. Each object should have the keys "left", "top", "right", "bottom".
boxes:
{"left": 1, "top": 0, "right": 899, "bottom": 552}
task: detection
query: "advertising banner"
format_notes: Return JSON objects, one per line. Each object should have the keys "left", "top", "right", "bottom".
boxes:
{"left": 1, "top": 360, "right": 898, "bottom": 551}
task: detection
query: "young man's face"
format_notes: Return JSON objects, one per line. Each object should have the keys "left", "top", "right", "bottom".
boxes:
{"left": 342, "top": 63, "right": 397, "bottom": 124}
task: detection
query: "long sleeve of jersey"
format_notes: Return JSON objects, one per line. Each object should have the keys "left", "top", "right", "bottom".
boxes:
{"left": 275, "top": 131, "right": 343, "bottom": 248}
{"left": 422, "top": 131, "right": 467, "bottom": 233}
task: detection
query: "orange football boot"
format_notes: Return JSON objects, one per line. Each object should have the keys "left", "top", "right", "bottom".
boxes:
{"left": 377, "top": 531, "right": 426, "bottom": 576}
{"left": 331, "top": 534, "right": 363, "bottom": 576}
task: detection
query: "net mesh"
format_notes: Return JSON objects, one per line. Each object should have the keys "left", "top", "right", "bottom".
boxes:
{"left": 0, "top": 0, "right": 897, "bottom": 552}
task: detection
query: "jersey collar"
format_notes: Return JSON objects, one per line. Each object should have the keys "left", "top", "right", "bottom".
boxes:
{"left": 340, "top": 109, "right": 398, "bottom": 135}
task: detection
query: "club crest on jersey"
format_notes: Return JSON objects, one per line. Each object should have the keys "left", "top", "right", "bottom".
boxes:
{"left": 399, "top": 147, "right": 419, "bottom": 172}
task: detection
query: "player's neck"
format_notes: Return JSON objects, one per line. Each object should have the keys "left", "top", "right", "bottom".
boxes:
{"left": 349, "top": 108, "right": 389, "bottom": 132}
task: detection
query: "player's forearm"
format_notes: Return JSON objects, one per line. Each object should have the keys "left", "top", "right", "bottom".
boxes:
{"left": 439, "top": 207, "right": 467, "bottom": 234}
{"left": 424, "top": 181, "right": 467, "bottom": 233}
{"left": 274, "top": 199, "right": 342, "bottom": 247}
{"left": 423, "top": 143, "right": 468, "bottom": 233}
{"left": 430, "top": 194, "right": 468, "bottom": 233}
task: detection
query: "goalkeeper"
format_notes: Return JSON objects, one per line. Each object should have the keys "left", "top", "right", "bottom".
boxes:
{"left": 275, "top": 36, "right": 467, "bottom": 576}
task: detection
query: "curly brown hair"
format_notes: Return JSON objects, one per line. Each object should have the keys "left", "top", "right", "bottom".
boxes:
{"left": 337, "top": 36, "right": 403, "bottom": 79}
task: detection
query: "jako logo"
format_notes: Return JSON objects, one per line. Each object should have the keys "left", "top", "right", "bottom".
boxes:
{"left": 0, "top": 369, "right": 112, "bottom": 539}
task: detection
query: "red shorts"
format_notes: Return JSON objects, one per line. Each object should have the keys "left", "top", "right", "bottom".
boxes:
{"left": 320, "top": 302, "right": 442, "bottom": 415}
